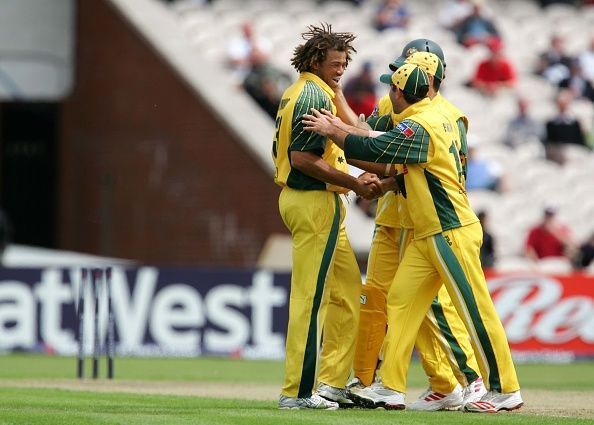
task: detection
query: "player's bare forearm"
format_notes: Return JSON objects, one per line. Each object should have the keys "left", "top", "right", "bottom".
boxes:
{"left": 332, "top": 85, "right": 360, "bottom": 126}
{"left": 291, "top": 150, "right": 355, "bottom": 190}
{"left": 332, "top": 87, "right": 372, "bottom": 130}
{"left": 290, "top": 151, "right": 381, "bottom": 199}
{"left": 380, "top": 176, "right": 399, "bottom": 193}
{"left": 348, "top": 159, "right": 396, "bottom": 177}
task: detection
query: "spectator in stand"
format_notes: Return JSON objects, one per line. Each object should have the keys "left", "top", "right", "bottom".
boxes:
{"left": 355, "top": 196, "right": 377, "bottom": 218}
{"left": 503, "top": 97, "right": 544, "bottom": 148}
{"left": 318, "top": 0, "right": 365, "bottom": 4}
{"left": 525, "top": 206, "right": 574, "bottom": 260}
{"left": 578, "top": 36, "right": 594, "bottom": 84}
{"left": 537, "top": 0, "right": 579, "bottom": 6}
{"left": 465, "top": 142, "right": 505, "bottom": 192}
{"left": 477, "top": 210, "right": 495, "bottom": 269}
{"left": 453, "top": 0, "right": 500, "bottom": 48}
{"left": 438, "top": 0, "right": 473, "bottom": 31}
{"left": 243, "top": 50, "right": 292, "bottom": 119}
{"left": 535, "top": 35, "right": 573, "bottom": 85}
{"left": 469, "top": 38, "right": 516, "bottom": 96}
{"left": 543, "top": 90, "right": 588, "bottom": 165}
{"left": 227, "top": 20, "right": 273, "bottom": 82}
{"left": 574, "top": 232, "right": 594, "bottom": 269}
{"left": 373, "top": 0, "right": 410, "bottom": 32}
{"left": 343, "top": 61, "right": 377, "bottom": 117}
{"left": 559, "top": 59, "right": 594, "bottom": 103}
{"left": 163, "top": 0, "right": 213, "bottom": 3}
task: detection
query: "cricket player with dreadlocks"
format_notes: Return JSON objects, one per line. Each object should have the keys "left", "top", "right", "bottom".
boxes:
{"left": 273, "top": 23, "right": 380, "bottom": 410}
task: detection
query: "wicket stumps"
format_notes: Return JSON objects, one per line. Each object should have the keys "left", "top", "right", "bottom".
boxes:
{"left": 76, "top": 267, "right": 115, "bottom": 379}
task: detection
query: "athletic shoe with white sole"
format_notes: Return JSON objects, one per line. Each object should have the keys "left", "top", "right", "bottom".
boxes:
{"left": 316, "top": 383, "right": 355, "bottom": 408}
{"left": 462, "top": 377, "right": 488, "bottom": 405}
{"left": 278, "top": 394, "right": 339, "bottom": 410}
{"left": 463, "top": 390, "right": 523, "bottom": 413}
{"left": 407, "top": 384, "right": 463, "bottom": 411}
{"left": 347, "top": 380, "right": 374, "bottom": 408}
{"left": 348, "top": 382, "right": 406, "bottom": 410}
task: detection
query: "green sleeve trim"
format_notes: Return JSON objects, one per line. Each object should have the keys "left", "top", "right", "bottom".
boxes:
{"left": 290, "top": 81, "right": 330, "bottom": 154}
{"left": 366, "top": 114, "right": 393, "bottom": 131}
{"left": 286, "top": 81, "right": 329, "bottom": 190}
{"left": 344, "top": 119, "right": 430, "bottom": 164}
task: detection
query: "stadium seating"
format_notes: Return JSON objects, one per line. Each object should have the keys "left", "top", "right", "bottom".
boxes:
{"left": 168, "top": 0, "right": 594, "bottom": 272}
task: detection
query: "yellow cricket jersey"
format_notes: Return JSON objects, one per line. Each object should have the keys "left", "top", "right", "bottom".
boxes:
{"left": 272, "top": 72, "right": 349, "bottom": 194}
{"left": 398, "top": 93, "right": 470, "bottom": 230}
{"left": 432, "top": 93, "right": 469, "bottom": 177}
{"left": 369, "top": 94, "right": 402, "bottom": 228}
{"left": 345, "top": 97, "right": 479, "bottom": 240}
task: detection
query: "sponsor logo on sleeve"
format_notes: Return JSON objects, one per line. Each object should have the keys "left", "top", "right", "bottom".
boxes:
{"left": 396, "top": 122, "right": 414, "bottom": 138}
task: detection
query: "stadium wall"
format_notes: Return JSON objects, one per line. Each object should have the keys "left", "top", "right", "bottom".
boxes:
{"left": 59, "top": 0, "right": 285, "bottom": 266}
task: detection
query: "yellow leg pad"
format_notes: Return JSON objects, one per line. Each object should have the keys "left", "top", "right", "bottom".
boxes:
{"left": 353, "top": 285, "right": 387, "bottom": 386}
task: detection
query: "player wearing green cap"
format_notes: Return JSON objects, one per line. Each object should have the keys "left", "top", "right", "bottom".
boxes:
{"left": 388, "top": 51, "right": 487, "bottom": 411}
{"left": 332, "top": 40, "right": 486, "bottom": 411}
{"left": 303, "top": 62, "right": 523, "bottom": 413}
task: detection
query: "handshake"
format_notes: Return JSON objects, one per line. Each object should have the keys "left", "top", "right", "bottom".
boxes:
{"left": 354, "top": 172, "right": 391, "bottom": 200}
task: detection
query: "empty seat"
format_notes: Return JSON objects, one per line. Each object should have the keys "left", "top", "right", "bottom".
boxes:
{"left": 535, "top": 257, "right": 574, "bottom": 275}
{"left": 495, "top": 256, "right": 535, "bottom": 273}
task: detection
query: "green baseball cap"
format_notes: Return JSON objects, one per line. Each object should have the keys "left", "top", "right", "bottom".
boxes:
{"left": 405, "top": 51, "right": 445, "bottom": 80}
{"left": 379, "top": 63, "right": 430, "bottom": 98}
{"left": 389, "top": 38, "right": 446, "bottom": 71}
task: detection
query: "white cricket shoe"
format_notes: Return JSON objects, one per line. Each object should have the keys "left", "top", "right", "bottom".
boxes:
{"left": 348, "top": 382, "right": 405, "bottom": 410}
{"left": 407, "top": 384, "right": 463, "bottom": 411}
{"left": 462, "top": 377, "right": 488, "bottom": 405}
{"left": 278, "top": 394, "right": 339, "bottom": 410}
{"left": 463, "top": 390, "right": 523, "bottom": 413}
{"left": 316, "top": 383, "right": 355, "bottom": 408}
{"left": 347, "top": 377, "right": 363, "bottom": 389}
{"left": 347, "top": 379, "right": 374, "bottom": 408}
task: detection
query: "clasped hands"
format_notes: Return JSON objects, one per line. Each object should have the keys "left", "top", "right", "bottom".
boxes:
{"left": 355, "top": 172, "right": 384, "bottom": 200}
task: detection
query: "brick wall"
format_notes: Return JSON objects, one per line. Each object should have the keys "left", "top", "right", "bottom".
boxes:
{"left": 59, "top": 0, "right": 286, "bottom": 266}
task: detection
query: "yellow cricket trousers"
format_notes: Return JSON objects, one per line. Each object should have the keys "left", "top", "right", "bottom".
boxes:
{"left": 380, "top": 222, "right": 520, "bottom": 394}
{"left": 354, "top": 226, "right": 481, "bottom": 392}
{"left": 279, "top": 187, "right": 361, "bottom": 398}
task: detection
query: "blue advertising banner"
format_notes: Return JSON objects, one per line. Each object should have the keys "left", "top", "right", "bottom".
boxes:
{"left": 0, "top": 267, "right": 291, "bottom": 358}
{"left": 2, "top": 267, "right": 593, "bottom": 361}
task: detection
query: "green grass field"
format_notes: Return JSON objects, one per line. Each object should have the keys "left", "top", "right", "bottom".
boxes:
{"left": 0, "top": 355, "right": 593, "bottom": 424}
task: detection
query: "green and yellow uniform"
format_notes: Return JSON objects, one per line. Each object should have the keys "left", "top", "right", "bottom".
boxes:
{"left": 409, "top": 92, "right": 482, "bottom": 392}
{"left": 273, "top": 72, "right": 361, "bottom": 398}
{"left": 355, "top": 92, "right": 481, "bottom": 393}
{"left": 352, "top": 107, "right": 402, "bottom": 387}
{"left": 344, "top": 69, "right": 519, "bottom": 394}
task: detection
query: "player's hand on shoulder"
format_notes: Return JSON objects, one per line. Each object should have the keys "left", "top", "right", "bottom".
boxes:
{"left": 303, "top": 108, "right": 335, "bottom": 136}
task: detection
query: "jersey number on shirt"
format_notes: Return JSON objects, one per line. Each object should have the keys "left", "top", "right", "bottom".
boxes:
{"left": 448, "top": 141, "right": 463, "bottom": 184}
{"left": 272, "top": 116, "right": 282, "bottom": 159}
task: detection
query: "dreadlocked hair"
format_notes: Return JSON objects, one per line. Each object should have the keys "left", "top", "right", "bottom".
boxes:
{"left": 291, "top": 23, "right": 357, "bottom": 73}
